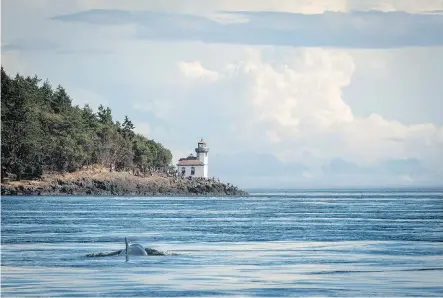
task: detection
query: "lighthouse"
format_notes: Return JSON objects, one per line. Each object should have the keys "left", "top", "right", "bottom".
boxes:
{"left": 195, "top": 139, "right": 209, "bottom": 178}
{"left": 176, "top": 139, "right": 209, "bottom": 178}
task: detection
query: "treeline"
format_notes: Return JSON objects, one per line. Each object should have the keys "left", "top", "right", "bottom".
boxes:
{"left": 1, "top": 67, "right": 172, "bottom": 181}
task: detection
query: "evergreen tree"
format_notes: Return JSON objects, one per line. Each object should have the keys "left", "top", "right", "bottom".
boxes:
{"left": 122, "top": 116, "right": 135, "bottom": 140}
{"left": 1, "top": 66, "right": 174, "bottom": 180}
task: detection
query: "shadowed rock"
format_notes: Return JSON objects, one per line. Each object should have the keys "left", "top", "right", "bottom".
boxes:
{"left": 1, "top": 171, "right": 248, "bottom": 197}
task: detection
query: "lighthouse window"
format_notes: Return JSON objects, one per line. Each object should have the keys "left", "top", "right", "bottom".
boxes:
{"left": 181, "top": 167, "right": 185, "bottom": 175}
{"left": 191, "top": 167, "right": 195, "bottom": 175}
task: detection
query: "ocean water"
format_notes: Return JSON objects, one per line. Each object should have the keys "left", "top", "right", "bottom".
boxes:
{"left": 1, "top": 190, "right": 443, "bottom": 297}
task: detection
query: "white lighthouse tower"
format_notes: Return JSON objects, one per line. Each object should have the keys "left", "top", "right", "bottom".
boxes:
{"left": 195, "top": 139, "right": 209, "bottom": 178}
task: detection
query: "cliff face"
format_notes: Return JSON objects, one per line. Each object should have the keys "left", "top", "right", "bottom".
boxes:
{"left": 1, "top": 168, "right": 248, "bottom": 197}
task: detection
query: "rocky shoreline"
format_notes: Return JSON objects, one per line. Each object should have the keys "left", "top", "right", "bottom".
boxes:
{"left": 1, "top": 169, "right": 248, "bottom": 197}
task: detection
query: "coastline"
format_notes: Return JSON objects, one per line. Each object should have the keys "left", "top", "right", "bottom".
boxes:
{"left": 1, "top": 167, "right": 248, "bottom": 197}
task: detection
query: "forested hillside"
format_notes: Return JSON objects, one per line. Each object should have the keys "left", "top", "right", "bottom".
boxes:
{"left": 1, "top": 67, "right": 172, "bottom": 181}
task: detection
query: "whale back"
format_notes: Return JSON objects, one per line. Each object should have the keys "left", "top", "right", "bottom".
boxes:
{"left": 123, "top": 237, "right": 148, "bottom": 256}
{"left": 127, "top": 244, "right": 148, "bottom": 256}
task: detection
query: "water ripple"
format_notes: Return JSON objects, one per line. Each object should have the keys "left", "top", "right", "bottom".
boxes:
{"left": 1, "top": 192, "right": 443, "bottom": 296}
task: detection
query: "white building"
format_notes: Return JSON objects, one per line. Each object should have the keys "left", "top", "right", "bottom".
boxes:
{"left": 177, "top": 139, "right": 209, "bottom": 178}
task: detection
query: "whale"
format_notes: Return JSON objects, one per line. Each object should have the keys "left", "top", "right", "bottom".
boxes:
{"left": 121, "top": 237, "right": 148, "bottom": 256}
{"left": 85, "top": 237, "right": 178, "bottom": 258}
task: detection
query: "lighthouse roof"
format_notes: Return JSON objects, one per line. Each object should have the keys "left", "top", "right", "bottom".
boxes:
{"left": 177, "top": 159, "right": 204, "bottom": 166}
{"left": 198, "top": 139, "right": 206, "bottom": 144}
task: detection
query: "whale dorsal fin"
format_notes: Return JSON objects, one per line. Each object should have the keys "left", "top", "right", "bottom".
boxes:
{"left": 125, "top": 237, "right": 129, "bottom": 256}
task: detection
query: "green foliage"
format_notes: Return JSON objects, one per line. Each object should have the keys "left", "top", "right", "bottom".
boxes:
{"left": 1, "top": 67, "right": 173, "bottom": 181}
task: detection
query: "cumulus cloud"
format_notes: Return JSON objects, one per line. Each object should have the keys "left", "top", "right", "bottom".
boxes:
{"left": 174, "top": 47, "right": 443, "bottom": 176}
{"left": 244, "top": 48, "right": 355, "bottom": 131}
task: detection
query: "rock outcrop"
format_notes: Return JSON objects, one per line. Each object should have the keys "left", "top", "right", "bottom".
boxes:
{"left": 1, "top": 169, "right": 248, "bottom": 197}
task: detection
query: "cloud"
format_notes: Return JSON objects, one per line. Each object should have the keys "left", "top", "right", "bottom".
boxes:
{"left": 52, "top": 9, "right": 443, "bottom": 48}
{"left": 178, "top": 61, "right": 220, "bottom": 81}
{"left": 31, "top": 0, "right": 443, "bottom": 15}
{"left": 348, "top": 0, "right": 443, "bottom": 13}
{"left": 343, "top": 47, "right": 443, "bottom": 126}
{"left": 172, "top": 47, "right": 356, "bottom": 159}
{"left": 168, "top": 47, "right": 443, "bottom": 184}
{"left": 2, "top": 39, "right": 58, "bottom": 52}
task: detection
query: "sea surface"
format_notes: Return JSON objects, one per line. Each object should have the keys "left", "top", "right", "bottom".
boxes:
{"left": 1, "top": 190, "right": 443, "bottom": 297}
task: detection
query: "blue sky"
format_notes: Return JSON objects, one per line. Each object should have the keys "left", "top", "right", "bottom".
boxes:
{"left": 2, "top": 0, "right": 443, "bottom": 188}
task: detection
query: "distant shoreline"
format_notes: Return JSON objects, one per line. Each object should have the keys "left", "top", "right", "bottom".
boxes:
{"left": 246, "top": 187, "right": 443, "bottom": 193}
{"left": 1, "top": 166, "right": 248, "bottom": 197}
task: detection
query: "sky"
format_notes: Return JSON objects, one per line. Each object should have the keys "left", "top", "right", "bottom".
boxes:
{"left": 1, "top": 0, "right": 443, "bottom": 189}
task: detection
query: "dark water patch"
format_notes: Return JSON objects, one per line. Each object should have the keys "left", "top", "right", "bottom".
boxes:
{"left": 310, "top": 269, "right": 385, "bottom": 275}
{"left": 401, "top": 267, "right": 443, "bottom": 272}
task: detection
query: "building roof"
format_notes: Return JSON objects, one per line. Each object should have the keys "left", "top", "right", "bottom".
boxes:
{"left": 177, "top": 160, "right": 204, "bottom": 166}
{"left": 198, "top": 138, "right": 206, "bottom": 144}
{"left": 179, "top": 154, "right": 197, "bottom": 161}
